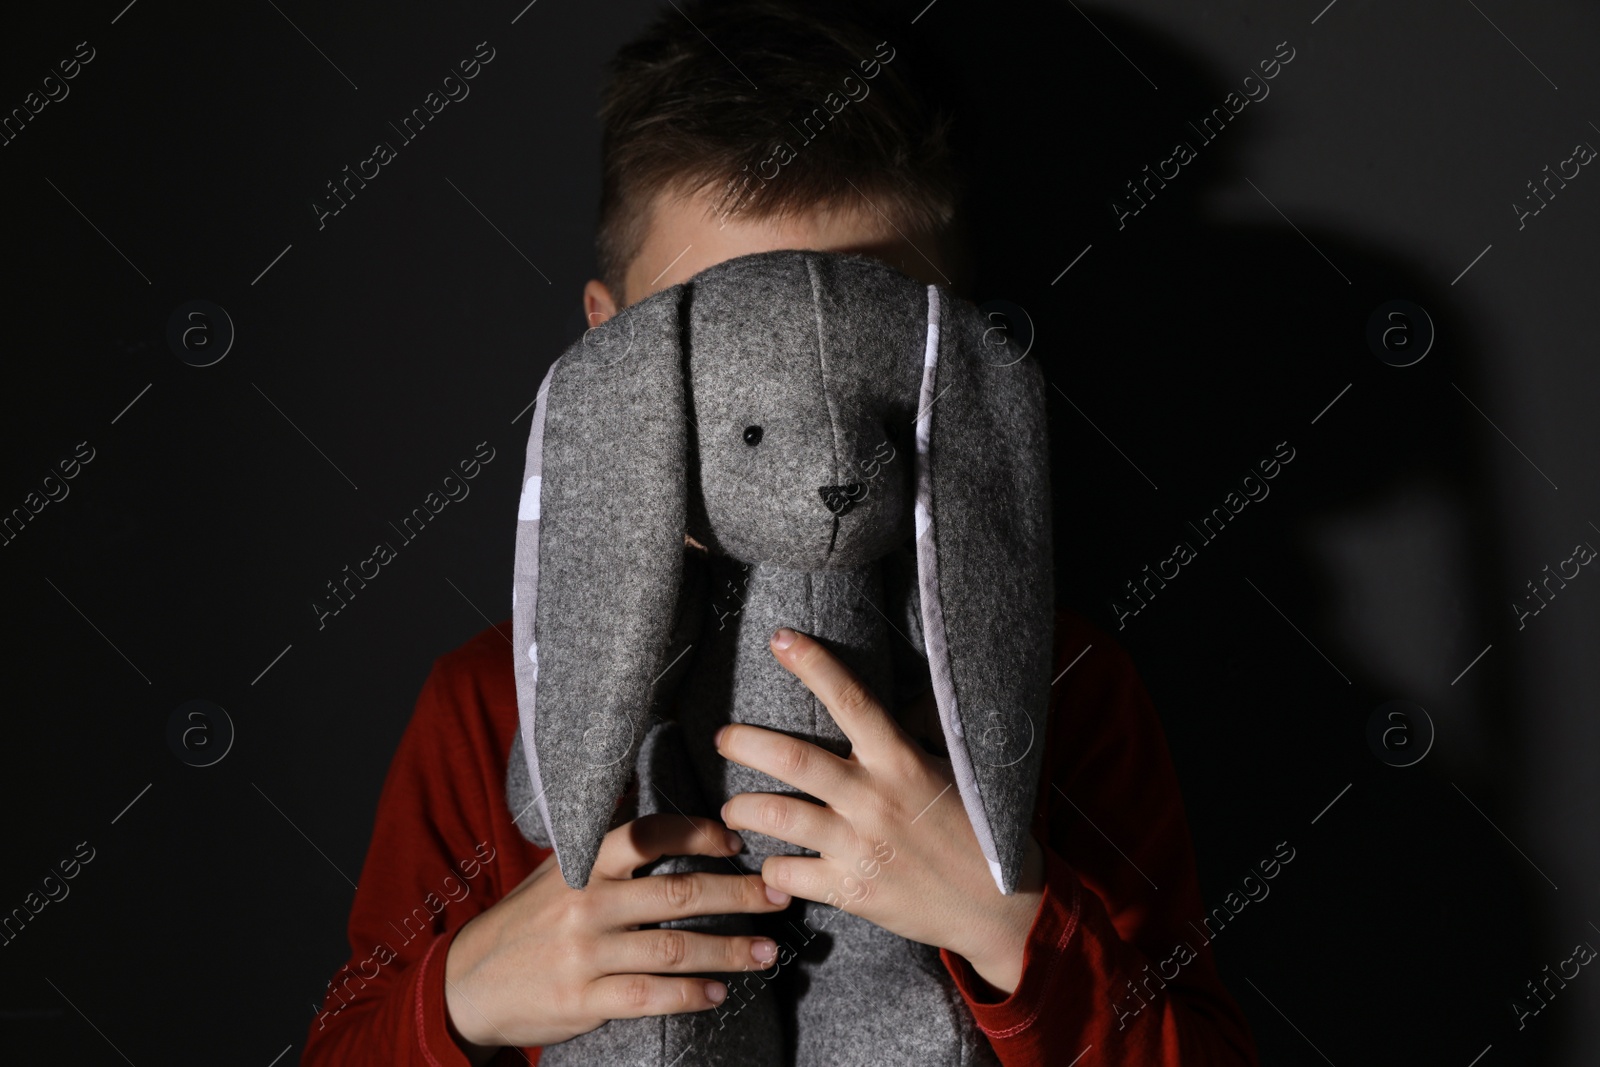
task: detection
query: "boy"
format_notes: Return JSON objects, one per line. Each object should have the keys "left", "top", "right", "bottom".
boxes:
{"left": 302, "top": 3, "right": 1259, "bottom": 1064}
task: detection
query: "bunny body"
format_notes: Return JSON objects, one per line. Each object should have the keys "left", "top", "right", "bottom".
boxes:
{"left": 680, "top": 561, "right": 900, "bottom": 860}
{"left": 506, "top": 250, "right": 1052, "bottom": 1065}
{"left": 512, "top": 556, "right": 995, "bottom": 1067}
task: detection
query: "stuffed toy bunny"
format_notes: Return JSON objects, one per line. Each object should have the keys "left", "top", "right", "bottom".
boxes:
{"left": 504, "top": 249, "right": 1054, "bottom": 1065}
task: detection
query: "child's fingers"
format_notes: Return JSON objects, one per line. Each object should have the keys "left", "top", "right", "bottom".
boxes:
{"left": 761, "top": 855, "right": 844, "bottom": 908}
{"left": 767, "top": 628, "right": 908, "bottom": 765}
{"left": 610, "top": 871, "right": 788, "bottom": 927}
{"left": 593, "top": 814, "right": 742, "bottom": 878}
{"left": 597, "top": 928, "right": 778, "bottom": 976}
{"left": 721, "top": 792, "right": 841, "bottom": 856}
{"left": 584, "top": 974, "right": 731, "bottom": 1019}
{"left": 714, "top": 724, "right": 856, "bottom": 801}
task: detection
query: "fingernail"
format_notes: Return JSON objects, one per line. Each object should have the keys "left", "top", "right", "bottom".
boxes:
{"left": 705, "top": 981, "right": 726, "bottom": 1005}
{"left": 772, "top": 628, "right": 797, "bottom": 650}
{"left": 765, "top": 886, "right": 791, "bottom": 906}
{"left": 713, "top": 725, "right": 728, "bottom": 749}
{"left": 724, "top": 828, "right": 742, "bottom": 852}
{"left": 751, "top": 939, "right": 777, "bottom": 964}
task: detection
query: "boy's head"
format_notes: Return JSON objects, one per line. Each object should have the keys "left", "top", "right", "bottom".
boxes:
{"left": 583, "top": 0, "right": 967, "bottom": 325}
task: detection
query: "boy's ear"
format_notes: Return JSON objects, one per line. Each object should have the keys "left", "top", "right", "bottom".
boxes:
{"left": 512, "top": 284, "right": 691, "bottom": 890}
{"left": 912, "top": 284, "right": 1055, "bottom": 896}
{"left": 583, "top": 278, "right": 622, "bottom": 326}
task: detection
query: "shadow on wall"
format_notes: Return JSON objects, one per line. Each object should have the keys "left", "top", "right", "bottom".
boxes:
{"left": 906, "top": 5, "right": 1553, "bottom": 1065}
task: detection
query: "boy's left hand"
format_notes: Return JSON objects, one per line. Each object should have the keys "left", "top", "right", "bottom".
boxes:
{"left": 715, "top": 627, "right": 1045, "bottom": 995}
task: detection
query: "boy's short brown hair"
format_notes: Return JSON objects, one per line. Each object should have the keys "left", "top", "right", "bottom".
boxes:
{"left": 595, "top": 0, "right": 961, "bottom": 296}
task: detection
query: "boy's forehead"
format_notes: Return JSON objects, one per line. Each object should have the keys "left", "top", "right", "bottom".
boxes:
{"left": 622, "top": 185, "right": 950, "bottom": 304}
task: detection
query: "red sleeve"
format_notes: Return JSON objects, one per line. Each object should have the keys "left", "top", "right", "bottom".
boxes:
{"left": 939, "top": 610, "right": 1260, "bottom": 1066}
{"left": 300, "top": 621, "right": 549, "bottom": 1067}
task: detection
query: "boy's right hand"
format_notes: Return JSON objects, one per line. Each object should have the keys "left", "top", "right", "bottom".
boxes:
{"left": 441, "top": 814, "right": 789, "bottom": 1063}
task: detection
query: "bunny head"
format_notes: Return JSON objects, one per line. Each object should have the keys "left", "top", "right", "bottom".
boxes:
{"left": 681, "top": 253, "right": 919, "bottom": 573}
{"left": 512, "top": 249, "right": 1054, "bottom": 895}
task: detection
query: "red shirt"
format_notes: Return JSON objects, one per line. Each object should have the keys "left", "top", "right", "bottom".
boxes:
{"left": 301, "top": 610, "right": 1259, "bottom": 1066}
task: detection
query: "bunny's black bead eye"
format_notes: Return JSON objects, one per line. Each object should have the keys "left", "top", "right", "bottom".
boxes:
{"left": 743, "top": 425, "right": 764, "bottom": 446}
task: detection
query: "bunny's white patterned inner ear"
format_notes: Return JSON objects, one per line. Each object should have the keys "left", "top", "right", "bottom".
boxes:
{"left": 518, "top": 476, "right": 542, "bottom": 520}
{"left": 512, "top": 355, "right": 562, "bottom": 874}
{"left": 912, "top": 284, "right": 1008, "bottom": 895}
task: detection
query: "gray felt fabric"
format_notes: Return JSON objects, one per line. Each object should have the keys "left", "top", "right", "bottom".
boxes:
{"left": 913, "top": 284, "right": 1056, "bottom": 895}
{"left": 512, "top": 288, "right": 694, "bottom": 887}
{"left": 506, "top": 249, "right": 1052, "bottom": 1065}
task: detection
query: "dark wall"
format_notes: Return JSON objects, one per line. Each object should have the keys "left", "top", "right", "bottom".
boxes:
{"left": 2, "top": 1, "right": 1595, "bottom": 1064}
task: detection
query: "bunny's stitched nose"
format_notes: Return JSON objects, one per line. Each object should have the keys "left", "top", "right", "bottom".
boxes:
{"left": 819, "top": 483, "right": 866, "bottom": 517}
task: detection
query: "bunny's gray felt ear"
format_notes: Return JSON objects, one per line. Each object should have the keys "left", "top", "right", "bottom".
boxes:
{"left": 914, "top": 284, "right": 1054, "bottom": 895}
{"left": 511, "top": 286, "right": 690, "bottom": 890}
